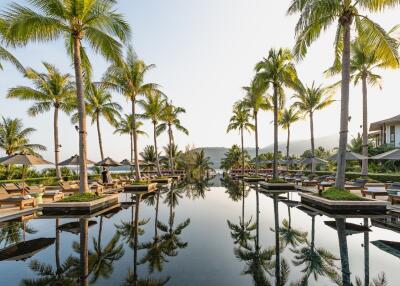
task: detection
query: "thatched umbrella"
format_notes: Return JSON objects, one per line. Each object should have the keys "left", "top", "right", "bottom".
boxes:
{"left": 120, "top": 159, "right": 133, "bottom": 166}
{"left": 329, "top": 151, "right": 368, "bottom": 161}
{"left": 0, "top": 153, "right": 52, "bottom": 195}
{"left": 59, "top": 154, "right": 95, "bottom": 179}
{"left": 370, "top": 149, "right": 400, "bottom": 160}
{"left": 95, "top": 157, "right": 121, "bottom": 167}
{"left": 299, "top": 157, "right": 328, "bottom": 166}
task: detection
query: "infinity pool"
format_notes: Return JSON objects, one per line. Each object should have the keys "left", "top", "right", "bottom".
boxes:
{"left": 0, "top": 175, "right": 399, "bottom": 285}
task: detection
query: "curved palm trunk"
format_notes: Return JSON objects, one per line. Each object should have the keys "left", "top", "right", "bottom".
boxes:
{"left": 98, "top": 216, "right": 103, "bottom": 250}
{"left": 273, "top": 195, "right": 280, "bottom": 285}
{"left": 335, "top": 20, "right": 351, "bottom": 189}
{"left": 79, "top": 218, "right": 89, "bottom": 286}
{"left": 336, "top": 218, "right": 351, "bottom": 286}
{"left": 153, "top": 122, "right": 162, "bottom": 176}
{"left": 54, "top": 107, "right": 61, "bottom": 180}
{"left": 241, "top": 127, "right": 245, "bottom": 176}
{"left": 363, "top": 218, "right": 369, "bottom": 286}
{"left": 286, "top": 126, "right": 290, "bottom": 171}
{"left": 73, "top": 37, "right": 89, "bottom": 193}
{"left": 361, "top": 76, "right": 369, "bottom": 177}
{"left": 254, "top": 112, "right": 259, "bottom": 176}
{"left": 96, "top": 113, "right": 105, "bottom": 161}
{"left": 310, "top": 111, "right": 316, "bottom": 173}
{"left": 168, "top": 124, "right": 174, "bottom": 175}
{"left": 273, "top": 84, "right": 279, "bottom": 179}
{"left": 131, "top": 97, "right": 141, "bottom": 180}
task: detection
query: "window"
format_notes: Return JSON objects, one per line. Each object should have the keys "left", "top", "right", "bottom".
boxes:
{"left": 390, "top": 126, "right": 395, "bottom": 145}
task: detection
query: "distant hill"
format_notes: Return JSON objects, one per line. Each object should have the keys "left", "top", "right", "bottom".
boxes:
{"left": 196, "top": 134, "right": 339, "bottom": 167}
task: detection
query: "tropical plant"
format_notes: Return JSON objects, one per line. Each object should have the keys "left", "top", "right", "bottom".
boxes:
{"left": 254, "top": 48, "right": 298, "bottom": 178}
{"left": 279, "top": 106, "right": 301, "bottom": 170}
{"left": 293, "top": 82, "right": 334, "bottom": 172}
{"left": 103, "top": 46, "right": 160, "bottom": 180}
{"left": 242, "top": 79, "right": 270, "bottom": 175}
{"left": 288, "top": 0, "right": 400, "bottom": 192}
{"left": 0, "top": 18, "right": 24, "bottom": 72}
{"left": 0, "top": 221, "right": 37, "bottom": 246}
{"left": 193, "top": 149, "right": 213, "bottom": 178}
{"left": 72, "top": 83, "right": 122, "bottom": 160}
{"left": 140, "top": 145, "right": 160, "bottom": 172}
{"left": 0, "top": 117, "right": 46, "bottom": 156}
{"left": 3, "top": 0, "right": 131, "bottom": 192}
{"left": 158, "top": 103, "right": 188, "bottom": 174}
{"left": 162, "top": 143, "right": 182, "bottom": 170}
{"left": 227, "top": 103, "right": 255, "bottom": 175}
{"left": 276, "top": 218, "right": 307, "bottom": 249}
{"left": 220, "top": 145, "right": 251, "bottom": 171}
{"left": 7, "top": 63, "right": 75, "bottom": 179}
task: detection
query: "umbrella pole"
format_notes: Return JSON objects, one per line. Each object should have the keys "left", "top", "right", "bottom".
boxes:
{"left": 22, "top": 165, "right": 26, "bottom": 196}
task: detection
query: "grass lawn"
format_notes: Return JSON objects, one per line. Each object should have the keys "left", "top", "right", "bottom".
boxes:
{"left": 318, "top": 187, "right": 367, "bottom": 201}
{"left": 268, "top": 178, "right": 287, "bottom": 184}
{"left": 130, "top": 180, "right": 151, "bottom": 185}
{"left": 60, "top": 193, "right": 103, "bottom": 202}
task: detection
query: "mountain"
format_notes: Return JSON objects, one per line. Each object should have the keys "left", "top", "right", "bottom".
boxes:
{"left": 196, "top": 134, "right": 339, "bottom": 167}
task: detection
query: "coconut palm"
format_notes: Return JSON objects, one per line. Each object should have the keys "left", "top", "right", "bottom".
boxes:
{"left": 7, "top": 63, "right": 75, "bottom": 179}
{"left": 227, "top": 103, "right": 255, "bottom": 176}
{"left": 292, "top": 82, "right": 334, "bottom": 172}
{"left": 254, "top": 48, "right": 298, "bottom": 179}
{"left": 3, "top": 0, "right": 131, "bottom": 192}
{"left": 0, "top": 117, "right": 46, "bottom": 156}
{"left": 0, "top": 19, "right": 23, "bottom": 72}
{"left": 288, "top": 0, "right": 400, "bottom": 191}
{"left": 163, "top": 143, "right": 182, "bottom": 171}
{"left": 241, "top": 79, "right": 270, "bottom": 175}
{"left": 328, "top": 38, "right": 399, "bottom": 177}
{"left": 0, "top": 221, "right": 37, "bottom": 246}
{"left": 72, "top": 83, "right": 122, "bottom": 160}
{"left": 158, "top": 103, "right": 188, "bottom": 174}
{"left": 279, "top": 106, "right": 301, "bottom": 170}
{"left": 275, "top": 218, "right": 307, "bottom": 249}
{"left": 138, "top": 91, "right": 167, "bottom": 176}
{"left": 193, "top": 149, "right": 213, "bottom": 178}
{"left": 103, "top": 46, "right": 161, "bottom": 180}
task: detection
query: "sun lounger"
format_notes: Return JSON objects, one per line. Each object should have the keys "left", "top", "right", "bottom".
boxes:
{"left": 361, "top": 189, "right": 388, "bottom": 199}
{"left": 58, "top": 181, "right": 80, "bottom": 193}
{"left": 1, "top": 183, "right": 24, "bottom": 195}
{"left": 42, "top": 190, "right": 64, "bottom": 201}
{"left": 386, "top": 183, "right": 400, "bottom": 204}
{"left": 0, "top": 195, "right": 36, "bottom": 210}
{"left": 302, "top": 179, "right": 318, "bottom": 187}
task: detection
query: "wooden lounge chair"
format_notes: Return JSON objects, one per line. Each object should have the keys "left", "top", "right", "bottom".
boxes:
{"left": 302, "top": 179, "right": 318, "bottom": 187}
{"left": 0, "top": 194, "right": 36, "bottom": 210}
{"left": 42, "top": 190, "right": 64, "bottom": 202}
{"left": 386, "top": 183, "right": 400, "bottom": 204}
{"left": 58, "top": 181, "right": 80, "bottom": 193}
{"left": 361, "top": 189, "right": 388, "bottom": 199}
{"left": 1, "top": 183, "right": 24, "bottom": 195}
{"left": 345, "top": 179, "right": 367, "bottom": 191}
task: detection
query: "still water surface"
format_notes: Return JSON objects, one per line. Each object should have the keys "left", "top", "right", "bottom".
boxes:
{"left": 0, "top": 175, "right": 399, "bottom": 285}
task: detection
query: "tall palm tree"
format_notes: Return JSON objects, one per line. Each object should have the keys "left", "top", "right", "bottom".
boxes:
{"left": 227, "top": 103, "right": 255, "bottom": 176}
{"left": 293, "top": 82, "right": 334, "bottom": 172}
{"left": 241, "top": 79, "right": 270, "bottom": 175}
{"left": 72, "top": 83, "right": 122, "bottom": 160}
{"left": 138, "top": 91, "right": 167, "bottom": 176}
{"left": 4, "top": 0, "right": 131, "bottom": 192}
{"left": 288, "top": 0, "right": 399, "bottom": 190}
{"left": 158, "top": 103, "right": 188, "bottom": 174}
{"left": 254, "top": 48, "right": 298, "bottom": 179}
{"left": 7, "top": 63, "right": 75, "bottom": 179}
{"left": 327, "top": 38, "right": 399, "bottom": 177}
{"left": 114, "top": 114, "right": 146, "bottom": 176}
{"left": 279, "top": 106, "right": 301, "bottom": 171}
{"left": 0, "top": 117, "right": 46, "bottom": 156}
{"left": 103, "top": 46, "right": 161, "bottom": 180}
{"left": 193, "top": 149, "right": 213, "bottom": 178}
{"left": 140, "top": 145, "right": 160, "bottom": 173}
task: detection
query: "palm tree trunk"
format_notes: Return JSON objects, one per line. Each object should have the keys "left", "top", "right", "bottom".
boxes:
{"left": 155, "top": 190, "right": 160, "bottom": 239}
{"left": 286, "top": 126, "right": 290, "bottom": 171}
{"left": 273, "top": 195, "right": 280, "bottom": 285}
{"left": 54, "top": 106, "right": 61, "bottom": 180}
{"left": 311, "top": 215, "right": 315, "bottom": 252}
{"left": 73, "top": 37, "right": 89, "bottom": 193}
{"left": 255, "top": 187, "right": 260, "bottom": 249}
{"left": 98, "top": 216, "right": 103, "bottom": 250}
{"left": 241, "top": 182, "right": 245, "bottom": 226}
{"left": 273, "top": 84, "right": 279, "bottom": 179}
{"left": 153, "top": 122, "right": 162, "bottom": 176}
{"left": 55, "top": 218, "right": 61, "bottom": 273}
{"left": 168, "top": 124, "right": 174, "bottom": 175}
{"left": 133, "top": 194, "right": 141, "bottom": 283}
{"left": 361, "top": 76, "right": 369, "bottom": 177}
{"left": 336, "top": 218, "right": 351, "bottom": 286}
{"left": 130, "top": 131, "right": 134, "bottom": 177}
{"left": 363, "top": 218, "right": 369, "bottom": 286}
{"left": 131, "top": 97, "right": 141, "bottom": 180}
{"left": 336, "top": 19, "right": 351, "bottom": 189}
{"left": 255, "top": 111, "right": 259, "bottom": 176}
{"left": 96, "top": 113, "right": 105, "bottom": 161}
{"left": 79, "top": 218, "right": 89, "bottom": 286}
{"left": 241, "top": 127, "right": 245, "bottom": 176}
{"left": 310, "top": 111, "right": 316, "bottom": 173}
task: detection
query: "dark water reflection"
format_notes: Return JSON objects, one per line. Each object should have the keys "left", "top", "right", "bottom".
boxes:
{"left": 0, "top": 175, "right": 399, "bottom": 285}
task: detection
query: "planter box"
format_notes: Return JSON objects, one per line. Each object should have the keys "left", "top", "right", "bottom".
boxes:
{"left": 41, "top": 194, "right": 119, "bottom": 215}
{"left": 124, "top": 183, "right": 157, "bottom": 193}
{"left": 243, "top": 177, "right": 265, "bottom": 182}
{"left": 151, "top": 178, "right": 173, "bottom": 184}
{"left": 300, "top": 193, "right": 388, "bottom": 214}
{"left": 259, "top": 182, "right": 295, "bottom": 191}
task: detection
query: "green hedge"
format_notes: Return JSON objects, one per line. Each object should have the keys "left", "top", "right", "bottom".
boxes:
{"left": 0, "top": 174, "right": 101, "bottom": 186}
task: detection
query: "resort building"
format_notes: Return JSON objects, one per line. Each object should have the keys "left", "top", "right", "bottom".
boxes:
{"left": 369, "top": 114, "right": 400, "bottom": 147}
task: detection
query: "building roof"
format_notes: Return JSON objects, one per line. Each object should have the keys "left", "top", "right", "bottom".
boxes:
{"left": 370, "top": 114, "right": 400, "bottom": 131}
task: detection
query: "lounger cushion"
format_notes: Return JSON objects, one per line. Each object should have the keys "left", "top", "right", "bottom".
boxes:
{"left": 44, "top": 190, "right": 60, "bottom": 195}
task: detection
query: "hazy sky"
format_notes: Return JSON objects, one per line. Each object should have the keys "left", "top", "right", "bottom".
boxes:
{"left": 1, "top": 0, "right": 400, "bottom": 161}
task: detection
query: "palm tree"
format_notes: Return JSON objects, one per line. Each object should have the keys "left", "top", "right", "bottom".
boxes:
{"left": 241, "top": 79, "right": 270, "bottom": 175}
{"left": 163, "top": 143, "right": 182, "bottom": 171}
{"left": 4, "top": 0, "right": 130, "bottom": 192}
{"left": 0, "top": 117, "right": 46, "bottom": 156}
{"left": 193, "top": 149, "right": 213, "bottom": 178}
{"left": 114, "top": 114, "right": 146, "bottom": 176}
{"left": 293, "top": 82, "right": 334, "bottom": 172}
{"left": 279, "top": 106, "right": 301, "bottom": 170}
{"left": 103, "top": 46, "right": 161, "bottom": 180}
{"left": 327, "top": 38, "right": 399, "bottom": 177}
{"left": 158, "top": 103, "right": 188, "bottom": 174}
{"left": 0, "top": 221, "right": 37, "bottom": 246}
{"left": 0, "top": 18, "right": 24, "bottom": 72}
{"left": 288, "top": 0, "right": 399, "bottom": 190}
{"left": 138, "top": 91, "right": 167, "bottom": 176}
{"left": 254, "top": 48, "right": 298, "bottom": 179}
{"left": 72, "top": 83, "right": 122, "bottom": 160}
{"left": 140, "top": 145, "right": 160, "bottom": 173}
{"left": 227, "top": 103, "right": 255, "bottom": 176}
{"left": 7, "top": 63, "right": 75, "bottom": 179}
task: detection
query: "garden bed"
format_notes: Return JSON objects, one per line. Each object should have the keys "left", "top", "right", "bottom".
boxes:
{"left": 243, "top": 176, "right": 265, "bottom": 182}
{"left": 259, "top": 181, "right": 295, "bottom": 191}
{"left": 151, "top": 177, "right": 173, "bottom": 184}
{"left": 124, "top": 182, "right": 157, "bottom": 193}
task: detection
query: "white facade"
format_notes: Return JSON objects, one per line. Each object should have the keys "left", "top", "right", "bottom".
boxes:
{"left": 385, "top": 124, "right": 400, "bottom": 148}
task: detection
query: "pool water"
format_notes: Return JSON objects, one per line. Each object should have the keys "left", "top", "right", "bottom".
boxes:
{"left": 0, "top": 175, "right": 399, "bottom": 286}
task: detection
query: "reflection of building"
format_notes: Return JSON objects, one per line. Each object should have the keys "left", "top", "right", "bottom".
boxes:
{"left": 369, "top": 115, "right": 400, "bottom": 147}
